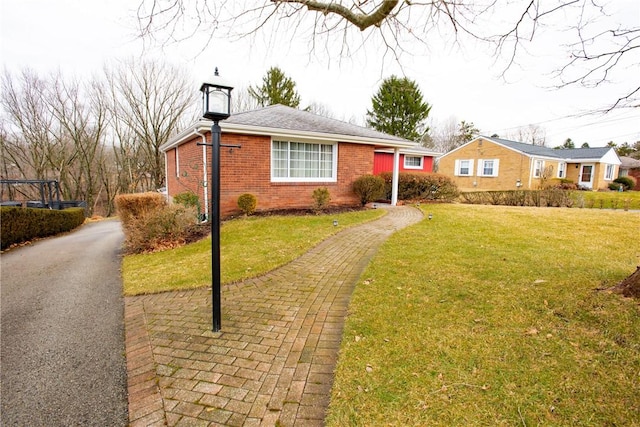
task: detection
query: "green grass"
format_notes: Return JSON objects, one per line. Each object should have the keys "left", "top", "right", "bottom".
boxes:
{"left": 122, "top": 209, "right": 385, "bottom": 295}
{"left": 571, "top": 190, "right": 640, "bottom": 210}
{"left": 327, "top": 204, "right": 640, "bottom": 426}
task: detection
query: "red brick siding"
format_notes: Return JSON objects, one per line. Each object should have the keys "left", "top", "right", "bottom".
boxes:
{"left": 165, "top": 135, "right": 208, "bottom": 208}
{"left": 166, "top": 132, "right": 375, "bottom": 217}
{"left": 629, "top": 168, "right": 640, "bottom": 190}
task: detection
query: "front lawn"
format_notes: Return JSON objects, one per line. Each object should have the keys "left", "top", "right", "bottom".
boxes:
{"left": 327, "top": 204, "right": 640, "bottom": 426}
{"left": 122, "top": 208, "right": 385, "bottom": 295}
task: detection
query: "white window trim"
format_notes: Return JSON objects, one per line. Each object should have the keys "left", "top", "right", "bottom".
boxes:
{"left": 557, "top": 162, "right": 566, "bottom": 179}
{"left": 533, "top": 159, "right": 545, "bottom": 178}
{"left": 604, "top": 164, "right": 614, "bottom": 180}
{"left": 454, "top": 159, "right": 474, "bottom": 176}
{"left": 403, "top": 155, "right": 424, "bottom": 170}
{"left": 477, "top": 159, "right": 500, "bottom": 177}
{"left": 271, "top": 139, "right": 338, "bottom": 183}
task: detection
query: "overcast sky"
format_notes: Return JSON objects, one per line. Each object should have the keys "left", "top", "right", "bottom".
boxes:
{"left": 1, "top": 0, "right": 638, "bottom": 148}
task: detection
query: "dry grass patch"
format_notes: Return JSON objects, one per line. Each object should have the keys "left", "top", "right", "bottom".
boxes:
{"left": 327, "top": 204, "right": 640, "bottom": 426}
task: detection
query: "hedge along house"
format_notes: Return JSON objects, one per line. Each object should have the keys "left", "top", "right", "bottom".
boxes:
{"left": 438, "top": 136, "right": 621, "bottom": 191}
{"left": 160, "top": 104, "right": 418, "bottom": 218}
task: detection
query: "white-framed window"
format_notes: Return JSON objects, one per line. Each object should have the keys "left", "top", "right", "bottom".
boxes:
{"left": 271, "top": 140, "right": 337, "bottom": 182}
{"left": 404, "top": 155, "right": 423, "bottom": 169}
{"left": 533, "top": 159, "right": 545, "bottom": 178}
{"left": 557, "top": 162, "right": 566, "bottom": 179}
{"left": 477, "top": 159, "right": 500, "bottom": 177}
{"left": 604, "top": 164, "right": 614, "bottom": 180}
{"left": 454, "top": 159, "right": 474, "bottom": 176}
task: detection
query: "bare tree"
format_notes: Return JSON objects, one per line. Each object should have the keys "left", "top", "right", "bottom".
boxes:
{"left": 0, "top": 70, "right": 113, "bottom": 215}
{"left": 137, "top": 1, "right": 639, "bottom": 111}
{"left": 509, "top": 124, "right": 547, "bottom": 146}
{"left": 1, "top": 70, "right": 54, "bottom": 180}
{"left": 104, "top": 59, "right": 196, "bottom": 191}
{"left": 306, "top": 101, "right": 334, "bottom": 118}
{"left": 428, "top": 117, "right": 479, "bottom": 153}
{"left": 47, "top": 74, "right": 109, "bottom": 213}
{"left": 232, "top": 86, "right": 260, "bottom": 113}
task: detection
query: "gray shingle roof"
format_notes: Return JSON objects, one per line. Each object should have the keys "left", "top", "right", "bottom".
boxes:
{"left": 484, "top": 136, "right": 612, "bottom": 160}
{"left": 226, "top": 104, "right": 410, "bottom": 143}
{"left": 620, "top": 156, "right": 640, "bottom": 169}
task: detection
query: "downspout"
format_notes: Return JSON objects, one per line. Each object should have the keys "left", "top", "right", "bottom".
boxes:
{"left": 163, "top": 151, "right": 169, "bottom": 202}
{"left": 194, "top": 128, "right": 209, "bottom": 220}
{"left": 528, "top": 157, "right": 535, "bottom": 189}
{"left": 391, "top": 148, "right": 400, "bottom": 206}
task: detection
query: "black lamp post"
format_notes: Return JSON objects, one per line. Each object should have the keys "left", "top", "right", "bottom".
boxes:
{"left": 199, "top": 67, "right": 233, "bottom": 332}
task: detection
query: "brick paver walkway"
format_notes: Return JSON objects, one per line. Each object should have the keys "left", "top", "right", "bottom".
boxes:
{"left": 125, "top": 206, "right": 423, "bottom": 426}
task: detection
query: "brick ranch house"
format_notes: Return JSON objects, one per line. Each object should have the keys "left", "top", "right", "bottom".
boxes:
{"left": 438, "top": 136, "right": 621, "bottom": 191}
{"left": 619, "top": 156, "right": 640, "bottom": 190}
{"left": 160, "top": 104, "right": 433, "bottom": 217}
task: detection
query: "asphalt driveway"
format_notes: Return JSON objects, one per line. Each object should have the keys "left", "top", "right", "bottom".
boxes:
{"left": 1, "top": 220, "right": 128, "bottom": 426}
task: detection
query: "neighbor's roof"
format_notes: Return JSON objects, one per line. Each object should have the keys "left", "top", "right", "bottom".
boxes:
{"left": 161, "top": 104, "right": 416, "bottom": 152}
{"left": 441, "top": 135, "right": 619, "bottom": 163}
{"left": 620, "top": 156, "right": 640, "bottom": 169}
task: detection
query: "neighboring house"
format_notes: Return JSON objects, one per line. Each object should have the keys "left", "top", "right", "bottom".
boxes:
{"left": 438, "top": 136, "right": 621, "bottom": 191}
{"left": 160, "top": 104, "right": 418, "bottom": 217}
{"left": 619, "top": 156, "right": 640, "bottom": 190}
{"left": 373, "top": 146, "right": 441, "bottom": 174}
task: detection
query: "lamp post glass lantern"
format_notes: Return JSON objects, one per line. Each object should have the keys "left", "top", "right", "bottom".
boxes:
{"left": 200, "top": 67, "right": 233, "bottom": 332}
{"left": 201, "top": 67, "right": 232, "bottom": 121}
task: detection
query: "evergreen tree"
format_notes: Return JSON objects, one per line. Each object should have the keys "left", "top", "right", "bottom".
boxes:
{"left": 457, "top": 120, "right": 479, "bottom": 144}
{"left": 555, "top": 138, "right": 575, "bottom": 149}
{"left": 366, "top": 76, "right": 431, "bottom": 141}
{"left": 248, "top": 67, "right": 301, "bottom": 108}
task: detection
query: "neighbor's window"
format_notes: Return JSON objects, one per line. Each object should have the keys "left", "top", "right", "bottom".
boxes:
{"left": 454, "top": 159, "right": 474, "bottom": 176}
{"left": 557, "top": 162, "right": 566, "bottom": 179}
{"left": 533, "top": 159, "right": 544, "bottom": 178}
{"left": 271, "top": 140, "right": 337, "bottom": 182}
{"left": 604, "top": 164, "right": 614, "bottom": 180}
{"left": 478, "top": 159, "right": 499, "bottom": 177}
{"left": 404, "top": 155, "right": 424, "bottom": 169}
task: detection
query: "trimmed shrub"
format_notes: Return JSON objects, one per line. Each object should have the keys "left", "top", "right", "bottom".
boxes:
{"left": 613, "top": 176, "right": 636, "bottom": 191}
{"left": 1, "top": 207, "right": 85, "bottom": 250}
{"left": 114, "top": 192, "right": 166, "bottom": 228}
{"left": 115, "top": 192, "right": 202, "bottom": 253}
{"left": 312, "top": 187, "right": 331, "bottom": 212}
{"left": 460, "top": 189, "right": 574, "bottom": 208}
{"left": 352, "top": 175, "right": 385, "bottom": 206}
{"left": 237, "top": 193, "right": 257, "bottom": 216}
{"left": 174, "top": 191, "right": 202, "bottom": 220}
{"left": 608, "top": 182, "right": 624, "bottom": 191}
{"left": 174, "top": 191, "right": 200, "bottom": 210}
{"left": 123, "top": 204, "right": 199, "bottom": 253}
{"left": 378, "top": 172, "right": 459, "bottom": 202}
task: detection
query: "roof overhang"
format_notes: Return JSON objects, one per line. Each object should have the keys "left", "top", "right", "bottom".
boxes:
{"left": 161, "top": 120, "right": 417, "bottom": 152}
{"left": 374, "top": 147, "right": 442, "bottom": 157}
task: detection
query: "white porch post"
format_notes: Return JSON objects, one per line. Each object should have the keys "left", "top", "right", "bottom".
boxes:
{"left": 391, "top": 148, "right": 400, "bottom": 206}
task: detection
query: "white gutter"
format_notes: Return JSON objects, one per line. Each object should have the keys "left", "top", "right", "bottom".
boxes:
{"left": 194, "top": 128, "right": 209, "bottom": 219}
{"left": 391, "top": 148, "right": 400, "bottom": 206}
